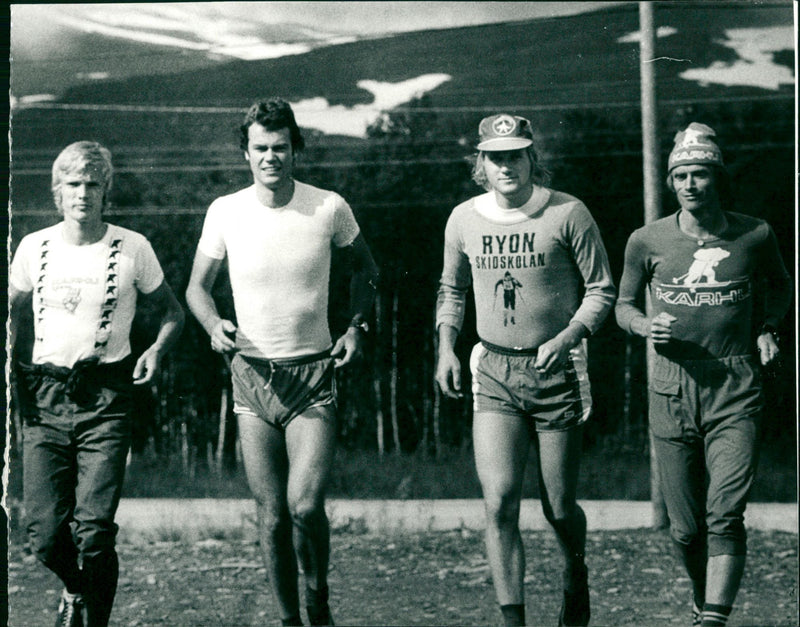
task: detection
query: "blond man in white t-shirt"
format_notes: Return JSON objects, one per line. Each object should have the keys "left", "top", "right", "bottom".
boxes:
{"left": 9, "top": 141, "right": 185, "bottom": 627}
{"left": 186, "top": 98, "right": 378, "bottom": 627}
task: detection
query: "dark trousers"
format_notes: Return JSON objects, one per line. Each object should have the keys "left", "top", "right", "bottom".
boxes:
{"left": 648, "top": 353, "right": 761, "bottom": 557}
{"left": 20, "top": 361, "right": 133, "bottom": 626}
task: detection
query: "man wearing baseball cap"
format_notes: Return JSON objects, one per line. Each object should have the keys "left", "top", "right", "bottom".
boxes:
{"left": 616, "top": 123, "right": 791, "bottom": 627}
{"left": 436, "top": 114, "right": 615, "bottom": 626}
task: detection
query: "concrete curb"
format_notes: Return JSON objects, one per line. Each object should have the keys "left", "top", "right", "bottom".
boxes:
{"left": 115, "top": 499, "right": 798, "bottom": 540}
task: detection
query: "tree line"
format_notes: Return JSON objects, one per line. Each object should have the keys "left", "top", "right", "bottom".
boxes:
{"left": 8, "top": 98, "right": 796, "bottom": 475}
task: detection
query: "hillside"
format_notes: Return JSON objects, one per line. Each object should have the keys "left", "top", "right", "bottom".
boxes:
{"left": 10, "top": 3, "right": 793, "bottom": 153}
{"left": 9, "top": 6, "right": 358, "bottom": 99}
{"left": 9, "top": 1, "right": 794, "bottom": 203}
{"left": 7, "top": 2, "right": 796, "bottom": 470}
{"left": 52, "top": 3, "right": 797, "bottom": 107}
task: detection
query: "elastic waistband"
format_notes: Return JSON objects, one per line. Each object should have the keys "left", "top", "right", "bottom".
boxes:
{"left": 239, "top": 349, "right": 331, "bottom": 368}
{"left": 17, "top": 356, "right": 134, "bottom": 402}
{"left": 480, "top": 339, "right": 538, "bottom": 357}
{"left": 652, "top": 352, "right": 756, "bottom": 368}
{"left": 19, "top": 356, "right": 134, "bottom": 382}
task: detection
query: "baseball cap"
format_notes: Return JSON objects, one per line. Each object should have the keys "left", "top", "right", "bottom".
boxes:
{"left": 477, "top": 114, "right": 534, "bottom": 151}
{"left": 668, "top": 122, "right": 724, "bottom": 172}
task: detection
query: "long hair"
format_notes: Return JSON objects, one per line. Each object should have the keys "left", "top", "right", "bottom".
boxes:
{"left": 239, "top": 98, "right": 305, "bottom": 153}
{"left": 469, "top": 145, "right": 551, "bottom": 191}
{"left": 51, "top": 141, "right": 114, "bottom": 213}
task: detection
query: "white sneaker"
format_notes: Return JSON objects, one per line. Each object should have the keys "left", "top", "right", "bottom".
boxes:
{"left": 55, "top": 589, "right": 85, "bottom": 627}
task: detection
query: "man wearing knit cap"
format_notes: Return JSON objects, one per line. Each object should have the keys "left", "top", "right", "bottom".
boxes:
{"left": 436, "top": 114, "right": 616, "bottom": 626}
{"left": 616, "top": 122, "right": 791, "bottom": 627}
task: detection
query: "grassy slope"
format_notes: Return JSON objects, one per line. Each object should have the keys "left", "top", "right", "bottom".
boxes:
{"left": 9, "top": 2, "right": 794, "bottom": 210}
{"left": 111, "top": 443, "right": 796, "bottom": 502}
{"left": 11, "top": 3, "right": 794, "bottom": 148}
{"left": 55, "top": 3, "right": 794, "bottom": 106}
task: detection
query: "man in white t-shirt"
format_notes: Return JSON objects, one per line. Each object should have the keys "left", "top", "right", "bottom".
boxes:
{"left": 9, "top": 141, "right": 185, "bottom": 627}
{"left": 186, "top": 98, "right": 378, "bottom": 627}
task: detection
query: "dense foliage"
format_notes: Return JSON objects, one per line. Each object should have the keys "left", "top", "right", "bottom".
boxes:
{"left": 8, "top": 97, "right": 795, "bottom": 477}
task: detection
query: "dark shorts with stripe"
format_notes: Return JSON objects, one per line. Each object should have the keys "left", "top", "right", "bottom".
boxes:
{"left": 231, "top": 351, "right": 336, "bottom": 429}
{"left": 469, "top": 340, "right": 592, "bottom": 432}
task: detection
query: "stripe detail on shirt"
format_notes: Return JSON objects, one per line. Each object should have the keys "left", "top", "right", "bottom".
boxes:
{"left": 94, "top": 237, "right": 123, "bottom": 357}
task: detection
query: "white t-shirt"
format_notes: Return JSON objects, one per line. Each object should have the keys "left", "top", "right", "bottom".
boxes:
{"left": 10, "top": 223, "right": 165, "bottom": 367}
{"left": 198, "top": 181, "right": 360, "bottom": 359}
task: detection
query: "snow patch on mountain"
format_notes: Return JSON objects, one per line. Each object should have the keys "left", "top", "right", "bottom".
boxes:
{"left": 678, "top": 27, "right": 794, "bottom": 90}
{"left": 292, "top": 74, "right": 452, "bottom": 137}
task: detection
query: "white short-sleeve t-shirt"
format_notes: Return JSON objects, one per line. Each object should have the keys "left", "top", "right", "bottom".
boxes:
{"left": 10, "top": 223, "right": 165, "bottom": 367}
{"left": 198, "top": 181, "right": 360, "bottom": 359}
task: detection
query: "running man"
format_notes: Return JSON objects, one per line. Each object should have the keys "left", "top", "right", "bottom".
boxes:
{"left": 9, "top": 141, "right": 185, "bottom": 627}
{"left": 185, "top": 98, "right": 378, "bottom": 627}
{"left": 435, "top": 114, "right": 616, "bottom": 626}
{"left": 615, "top": 123, "right": 791, "bottom": 627}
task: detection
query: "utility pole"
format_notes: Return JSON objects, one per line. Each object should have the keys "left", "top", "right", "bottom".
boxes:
{"left": 639, "top": 1, "right": 669, "bottom": 530}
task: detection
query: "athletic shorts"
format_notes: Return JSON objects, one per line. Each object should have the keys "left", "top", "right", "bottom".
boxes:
{"left": 231, "top": 351, "right": 336, "bottom": 429}
{"left": 469, "top": 340, "right": 592, "bottom": 432}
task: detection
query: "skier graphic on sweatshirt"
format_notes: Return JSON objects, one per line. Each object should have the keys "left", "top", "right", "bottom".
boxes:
{"left": 494, "top": 271, "right": 523, "bottom": 326}
{"left": 673, "top": 247, "right": 731, "bottom": 292}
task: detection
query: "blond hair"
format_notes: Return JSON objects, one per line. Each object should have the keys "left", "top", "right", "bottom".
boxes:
{"left": 51, "top": 141, "right": 114, "bottom": 212}
{"left": 469, "top": 145, "right": 551, "bottom": 191}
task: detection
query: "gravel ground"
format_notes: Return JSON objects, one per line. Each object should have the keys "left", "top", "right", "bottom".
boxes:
{"left": 7, "top": 528, "right": 798, "bottom": 626}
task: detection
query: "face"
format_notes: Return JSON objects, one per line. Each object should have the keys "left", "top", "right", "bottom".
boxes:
{"left": 244, "top": 123, "right": 294, "bottom": 191}
{"left": 57, "top": 167, "right": 106, "bottom": 224}
{"left": 482, "top": 149, "right": 532, "bottom": 202}
{"left": 671, "top": 165, "right": 718, "bottom": 212}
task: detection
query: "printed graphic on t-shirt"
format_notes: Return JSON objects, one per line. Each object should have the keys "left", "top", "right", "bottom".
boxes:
{"left": 494, "top": 271, "right": 523, "bottom": 326}
{"left": 655, "top": 246, "right": 750, "bottom": 307}
{"left": 34, "top": 236, "right": 122, "bottom": 355}
{"left": 474, "top": 232, "right": 549, "bottom": 327}
{"left": 46, "top": 283, "right": 87, "bottom": 313}
{"left": 472, "top": 232, "right": 547, "bottom": 271}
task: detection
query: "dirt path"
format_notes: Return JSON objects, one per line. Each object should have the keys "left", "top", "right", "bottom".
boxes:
{"left": 7, "top": 528, "right": 798, "bottom": 626}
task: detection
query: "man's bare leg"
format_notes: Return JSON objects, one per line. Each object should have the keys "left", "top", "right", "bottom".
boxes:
{"left": 286, "top": 405, "right": 337, "bottom": 625}
{"left": 237, "top": 413, "right": 300, "bottom": 624}
{"left": 473, "top": 412, "right": 530, "bottom": 626}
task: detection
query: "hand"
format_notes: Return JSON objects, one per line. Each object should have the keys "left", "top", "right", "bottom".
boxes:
{"left": 133, "top": 346, "right": 162, "bottom": 386}
{"left": 210, "top": 319, "right": 237, "bottom": 354}
{"left": 533, "top": 336, "right": 571, "bottom": 376}
{"left": 650, "top": 312, "right": 677, "bottom": 344}
{"left": 435, "top": 349, "right": 463, "bottom": 399}
{"left": 756, "top": 332, "right": 780, "bottom": 366}
{"left": 331, "top": 327, "right": 363, "bottom": 368}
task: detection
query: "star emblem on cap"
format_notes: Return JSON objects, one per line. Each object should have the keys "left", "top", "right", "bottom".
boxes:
{"left": 492, "top": 115, "right": 516, "bottom": 136}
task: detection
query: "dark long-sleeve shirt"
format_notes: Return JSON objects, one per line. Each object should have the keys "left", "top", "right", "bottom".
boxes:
{"left": 616, "top": 211, "right": 792, "bottom": 360}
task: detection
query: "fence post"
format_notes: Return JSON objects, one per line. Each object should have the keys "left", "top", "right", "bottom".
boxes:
{"left": 639, "top": 0, "right": 668, "bottom": 530}
{"left": 373, "top": 291, "right": 385, "bottom": 456}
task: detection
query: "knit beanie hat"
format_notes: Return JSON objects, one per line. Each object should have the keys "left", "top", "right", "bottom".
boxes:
{"left": 668, "top": 122, "right": 724, "bottom": 172}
